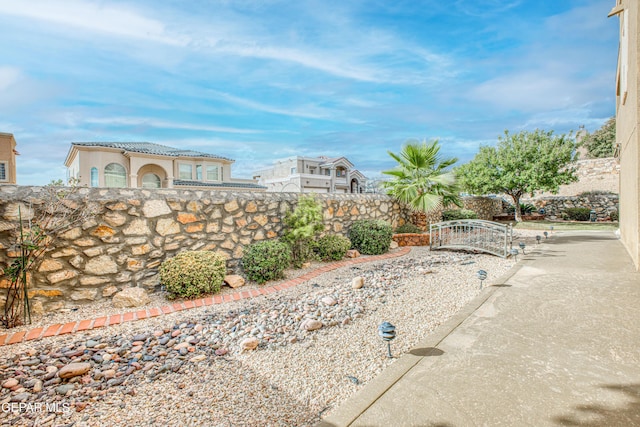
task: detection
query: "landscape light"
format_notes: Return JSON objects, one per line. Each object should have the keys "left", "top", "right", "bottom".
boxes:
{"left": 378, "top": 321, "right": 397, "bottom": 358}
{"left": 477, "top": 270, "right": 487, "bottom": 289}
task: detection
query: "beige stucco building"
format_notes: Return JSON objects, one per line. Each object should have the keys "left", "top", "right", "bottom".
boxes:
{"left": 253, "top": 156, "right": 367, "bottom": 193}
{"left": 64, "top": 142, "right": 265, "bottom": 191}
{"left": 0, "top": 133, "right": 18, "bottom": 184}
{"left": 610, "top": 0, "right": 640, "bottom": 269}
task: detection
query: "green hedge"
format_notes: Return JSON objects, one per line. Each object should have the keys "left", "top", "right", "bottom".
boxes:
{"left": 160, "top": 251, "right": 227, "bottom": 299}
{"left": 241, "top": 240, "right": 292, "bottom": 284}
{"left": 442, "top": 209, "right": 478, "bottom": 221}
{"left": 563, "top": 207, "right": 591, "bottom": 221}
{"left": 348, "top": 219, "right": 393, "bottom": 255}
{"left": 315, "top": 234, "right": 352, "bottom": 261}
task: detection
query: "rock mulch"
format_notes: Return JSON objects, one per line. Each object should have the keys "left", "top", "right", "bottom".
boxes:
{"left": 0, "top": 243, "right": 529, "bottom": 426}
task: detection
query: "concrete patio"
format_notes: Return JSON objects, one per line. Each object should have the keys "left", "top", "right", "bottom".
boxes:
{"left": 319, "top": 231, "right": 640, "bottom": 427}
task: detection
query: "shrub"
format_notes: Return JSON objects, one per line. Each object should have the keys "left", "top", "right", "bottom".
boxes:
{"left": 395, "top": 223, "right": 422, "bottom": 234}
{"left": 315, "top": 234, "right": 351, "bottom": 261}
{"left": 563, "top": 207, "right": 591, "bottom": 221}
{"left": 507, "top": 203, "right": 536, "bottom": 214}
{"left": 241, "top": 240, "right": 292, "bottom": 284}
{"left": 160, "top": 251, "right": 227, "bottom": 299}
{"left": 609, "top": 209, "right": 619, "bottom": 221}
{"left": 442, "top": 209, "right": 478, "bottom": 221}
{"left": 349, "top": 219, "right": 393, "bottom": 255}
{"left": 282, "top": 195, "right": 324, "bottom": 268}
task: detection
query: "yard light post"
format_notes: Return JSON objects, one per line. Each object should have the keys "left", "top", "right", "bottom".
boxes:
{"left": 510, "top": 248, "right": 519, "bottom": 261}
{"left": 378, "top": 321, "right": 396, "bottom": 358}
{"left": 543, "top": 231, "right": 548, "bottom": 239}
{"left": 536, "top": 235, "right": 541, "bottom": 244}
{"left": 519, "top": 242, "right": 526, "bottom": 254}
{"left": 477, "top": 270, "right": 487, "bottom": 289}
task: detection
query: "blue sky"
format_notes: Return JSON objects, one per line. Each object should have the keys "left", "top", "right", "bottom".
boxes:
{"left": 0, "top": 0, "right": 618, "bottom": 185}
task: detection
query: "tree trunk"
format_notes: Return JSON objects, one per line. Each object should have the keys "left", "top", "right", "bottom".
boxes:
{"left": 512, "top": 194, "right": 523, "bottom": 222}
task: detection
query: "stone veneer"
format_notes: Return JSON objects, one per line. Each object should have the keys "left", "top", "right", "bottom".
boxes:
{"left": 522, "top": 193, "right": 619, "bottom": 221}
{"left": 0, "top": 186, "right": 410, "bottom": 312}
{"left": 392, "top": 233, "right": 430, "bottom": 247}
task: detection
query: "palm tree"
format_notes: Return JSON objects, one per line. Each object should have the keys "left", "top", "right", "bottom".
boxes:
{"left": 383, "top": 140, "right": 461, "bottom": 215}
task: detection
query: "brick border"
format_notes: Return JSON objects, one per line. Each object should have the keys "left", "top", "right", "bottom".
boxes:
{"left": 0, "top": 248, "right": 410, "bottom": 347}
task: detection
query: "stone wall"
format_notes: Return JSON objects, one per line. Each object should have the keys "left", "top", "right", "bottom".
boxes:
{"left": 523, "top": 193, "right": 619, "bottom": 221}
{"left": 0, "top": 186, "right": 410, "bottom": 312}
{"left": 460, "top": 197, "right": 503, "bottom": 220}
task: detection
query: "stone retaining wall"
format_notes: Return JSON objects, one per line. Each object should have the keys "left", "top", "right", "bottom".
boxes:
{"left": 392, "top": 233, "right": 430, "bottom": 247}
{"left": 0, "top": 186, "right": 410, "bottom": 312}
{"left": 523, "top": 193, "right": 619, "bottom": 221}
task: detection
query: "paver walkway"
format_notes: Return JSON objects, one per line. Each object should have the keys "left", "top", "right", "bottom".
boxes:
{"left": 0, "top": 247, "right": 411, "bottom": 347}
{"left": 320, "top": 231, "right": 640, "bottom": 426}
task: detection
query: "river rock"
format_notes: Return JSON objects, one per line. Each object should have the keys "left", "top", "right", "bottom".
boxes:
{"left": 112, "top": 287, "right": 150, "bottom": 308}
{"left": 2, "top": 378, "right": 18, "bottom": 388}
{"left": 346, "top": 249, "right": 360, "bottom": 258}
{"left": 303, "top": 319, "right": 323, "bottom": 331}
{"left": 352, "top": 276, "right": 365, "bottom": 289}
{"left": 321, "top": 296, "right": 337, "bottom": 306}
{"left": 58, "top": 362, "right": 92, "bottom": 379}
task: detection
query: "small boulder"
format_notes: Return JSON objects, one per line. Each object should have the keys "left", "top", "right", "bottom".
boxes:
{"left": 241, "top": 337, "right": 259, "bottom": 351}
{"left": 390, "top": 241, "right": 399, "bottom": 249}
{"left": 112, "top": 287, "right": 150, "bottom": 308}
{"left": 345, "top": 249, "right": 360, "bottom": 258}
{"left": 58, "top": 362, "right": 91, "bottom": 379}
{"left": 224, "top": 275, "right": 245, "bottom": 289}
{"left": 352, "top": 276, "right": 365, "bottom": 289}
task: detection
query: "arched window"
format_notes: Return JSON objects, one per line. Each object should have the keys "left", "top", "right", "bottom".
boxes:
{"left": 90, "top": 167, "right": 98, "bottom": 187}
{"left": 142, "top": 173, "right": 161, "bottom": 188}
{"left": 104, "top": 163, "right": 127, "bottom": 188}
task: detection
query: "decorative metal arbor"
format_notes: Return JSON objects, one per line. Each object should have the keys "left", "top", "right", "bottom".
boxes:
{"left": 429, "top": 219, "right": 513, "bottom": 258}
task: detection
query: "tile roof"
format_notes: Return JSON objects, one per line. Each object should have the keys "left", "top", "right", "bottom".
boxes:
{"left": 71, "top": 142, "right": 233, "bottom": 161}
{"left": 172, "top": 180, "right": 266, "bottom": 189}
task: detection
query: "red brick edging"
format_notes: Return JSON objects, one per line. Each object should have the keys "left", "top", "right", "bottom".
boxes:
{"left": 0, "top": 248, "right": 411, "bottom": 347}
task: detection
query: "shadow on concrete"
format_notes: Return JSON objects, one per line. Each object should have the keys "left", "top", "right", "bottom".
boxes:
{"left": 552, "top": 383, "right": 640, "bottom": 426}
{"left": 548, "top": 234, "right": 616, "bottom": 244}
{"left": 409, "top": 347, "right": 444, "bottom": 357}
{"left": 491, "top": 284, "right": 512, "bottom": 288}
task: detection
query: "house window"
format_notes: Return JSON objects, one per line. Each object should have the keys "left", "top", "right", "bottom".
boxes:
{"left": 179, "top": 164, "right": 192, "bottom": 180}
{"left": 336, "top": 168, "right": 346, "bottom": 177}
{"left": 104, "top": 163, "right": 127, "bottom": 188}
{"left": 291, "top": 167, "right": 297, "bottom": 174}
{"left": 206, "top": 165, "right": 219, "bottom": 181}
{"left": 0, "top": 162, "right": 7, "bottom": 181}
{"left": 196, "top": 165, "right": 202, "bottom": 180}
{"left": 325, "top": 169, "right": 331, "bottom": 176}
{"left": 90, "top": 167, "right": 98, "bottom": 187}
{"left": 142, "top": 173, "right": 161, "bottom": 188}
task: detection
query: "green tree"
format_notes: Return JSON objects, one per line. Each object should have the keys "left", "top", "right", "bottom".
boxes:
{"left": 582, "top": 117, "right": 616, "bottom": 158}
{"left": 382, "top": 139, "right": 461, "bottom": 213}
{"left": 282, "top": 195, "right": 324, "bottom": 268}
{"left": 457, "top": 129, "right": 578, "bottom": 222}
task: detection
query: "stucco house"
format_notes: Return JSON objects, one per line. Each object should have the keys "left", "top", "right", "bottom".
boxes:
{"left": 64, "top": 142, "right": 265, "bottom": 191}
{"left": 0, "top": 133, "right": 18, "bottom": 184}
{"left": 252, "top": 156, "right": 367, "bottom": 193}
{"left": 610, "top": 0, "right": 640, "bottom": 269}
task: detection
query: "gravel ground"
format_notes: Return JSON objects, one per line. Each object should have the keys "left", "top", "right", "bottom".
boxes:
{"left": 0, "top": 230, "right": 542, "bottom": 427}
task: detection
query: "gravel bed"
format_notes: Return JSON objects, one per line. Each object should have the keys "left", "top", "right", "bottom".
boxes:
{"left": 0, "top": 232, "right": 543, "bottom": 426}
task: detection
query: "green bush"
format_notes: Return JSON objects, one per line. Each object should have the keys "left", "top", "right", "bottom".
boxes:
{"left": 563, "top": 207, "right": 591, "bottom": 221}
{"left": 395, "top": 223, "right": 422, "bottom": 234}
{"left": 160, "top": 251, "right": 227, "bottom": 299}
{"left": 282, "top": 195, "right": 324, "bottom": 268}
{"left": 609, "top": 210, "right": 619, "bottom": 221}
{"left": 442, "top": 209, "right": 478, "bottom": 221}
{"left": 348, "top": 219, "right": 393, "bottom": 255}
{"left": 315, "top": 234, "right": 351, "bottom": 261}
{"left": 506, "top": 203, "right": 536, "bottom": 214}
{"left": 241, "top": 240, "right": 292, "bottom": 284}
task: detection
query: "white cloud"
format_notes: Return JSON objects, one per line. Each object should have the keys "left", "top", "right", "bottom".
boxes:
{"left": 0, "top": 0, "right": 187, "bottom": 45}
{"left": 0, "top": 67, "right": 20, "bottom": 91}
{"left": 84, "top": 117, "right": 261, "bottom": 134}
